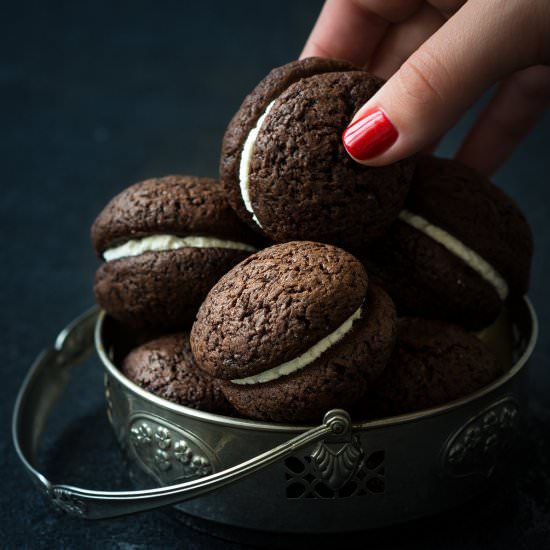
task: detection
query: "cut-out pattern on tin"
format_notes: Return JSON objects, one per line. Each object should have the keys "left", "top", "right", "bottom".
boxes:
{"left": 285, "top": 448, "right": 385, "bottom": 499}
{"left": 444, "top": 397, "right": 520, "bottom": 477}
{"left": 128, "top": 417, "right": 214, "bottom": 483}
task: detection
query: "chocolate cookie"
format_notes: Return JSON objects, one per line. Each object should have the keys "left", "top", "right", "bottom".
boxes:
{"left": 363, "top": 156, "right": 533, "bottom": 329}
{"left": 122, "top": 332, "right": 232, "bottom": 414}
{"left": 368, "top": 318, "right": 501, "bottom": 417}
{"left": 190, "top": 242, "right": 396, "bottom": 423}
{"left": 220, "top": 58, "right": 415, "bottom": 250}
{"left": 92, "top": 175, "right": 259, "bottom": 329}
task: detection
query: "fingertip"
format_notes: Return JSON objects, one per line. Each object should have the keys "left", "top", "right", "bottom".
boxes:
{"left": 342, "top": 107, "right": 399, "bottom": 163}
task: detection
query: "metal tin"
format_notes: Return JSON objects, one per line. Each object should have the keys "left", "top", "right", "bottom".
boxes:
{"left": 12, "top": 297, "right": 537, "bottom": 533}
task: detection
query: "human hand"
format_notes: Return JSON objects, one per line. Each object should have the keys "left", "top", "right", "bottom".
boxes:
{"left": 301, "top": 0, "right": 550, "bottom": 175}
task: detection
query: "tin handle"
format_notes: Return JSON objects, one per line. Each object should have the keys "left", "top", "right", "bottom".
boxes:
{"left": 12, "top": 307, "right": 352, "bottom": 519}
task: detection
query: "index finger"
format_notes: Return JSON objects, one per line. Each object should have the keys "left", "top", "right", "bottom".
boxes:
{"left": 300, "top": 0, "right": 422, "bottom": 66}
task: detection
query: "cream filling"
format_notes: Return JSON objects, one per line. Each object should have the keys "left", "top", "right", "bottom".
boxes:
{"left": 238, "top": 100, "right": 276, "bottom": 228}
{"left": 398, "top": 210, "right": 509, "bottom": 300}
{"left": 103, "top": 234, "right": 256, "bottom": 262}
{"left": 230, "top": 306, "right": 362, "bottom": 386}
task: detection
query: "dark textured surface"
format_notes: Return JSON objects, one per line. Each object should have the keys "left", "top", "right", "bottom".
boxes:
{"left": 122, "top": 332, "right": 232, "bottom": 414}
{"left": 94, "top": 246, "right": 252, "bottom": 329}
{"left": 368, "top": 318, "right": 501, "bottom": 416}
{"left": 222, "top": 60, "right": 414, "bottom": 247}
{"left": 92, "top": 175, "right": 259, "bottom": 253}
{"left": 191, "top": 241, "right": 369, "bottom": 379}
{"left": 2, "top": 0, "right": 550, "bottom": 548}
{"left": 220, "top": 284, "right": 396, "bottom": 423}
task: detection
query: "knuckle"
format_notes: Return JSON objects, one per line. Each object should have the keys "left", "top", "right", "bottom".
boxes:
{"left": 395, "top": 49, "right": 450, "bottom": 107}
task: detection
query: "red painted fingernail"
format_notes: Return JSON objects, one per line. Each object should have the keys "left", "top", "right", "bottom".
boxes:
{"left": 342, "top": 108, "right": 398, "bottom": 161}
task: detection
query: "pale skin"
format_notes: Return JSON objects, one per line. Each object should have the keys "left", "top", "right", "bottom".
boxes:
{"left": 301, "top": 0, "right": 550, "bottom": 175}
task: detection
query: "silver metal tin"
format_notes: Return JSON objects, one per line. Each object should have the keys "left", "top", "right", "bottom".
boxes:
{"left": 12, "top": 298, "right": 537, "bottom": 533}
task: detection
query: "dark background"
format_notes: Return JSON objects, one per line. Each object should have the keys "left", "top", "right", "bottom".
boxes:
{"left": 1, "top": 1, "right": 549, "bottom": 548}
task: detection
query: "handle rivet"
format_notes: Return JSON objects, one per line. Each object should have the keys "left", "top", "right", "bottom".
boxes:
{"left": 323, "top": 409, "right": 352, "bottom": 436}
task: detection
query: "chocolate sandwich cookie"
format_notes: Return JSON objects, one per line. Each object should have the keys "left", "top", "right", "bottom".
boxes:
{"left": 363, "top": 156, "right": 533, "bottom": 329}
{"left": 368, "top": 318, "right": 501, "bottom": 417}
{"left": 190, "top": 241, "right": 396, "bottom": 423}
{"left": 220, "top": 57, "right": 415, "bottom": 250}
{"left": 122, "top": 332, "right": 232, "bottom": 414}
{"left": 92, "top": 175, "right": 259, "bottom": 329}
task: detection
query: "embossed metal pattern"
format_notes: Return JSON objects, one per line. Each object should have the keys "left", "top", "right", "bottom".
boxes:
{"left": 311, "top": 436, "right": 364, "bottom": 490}
{"left": 128, "top": 415, "right": 217, "bottom": 484}
{"left": 285, "top": 409, "right": 385, "bottom": 499}
{"left": 285, "top": 448, "right": 385, "bottom": 499}
{"left": 443, "top": 397, "right": 520, "bottom": 478}
{"left": 50, "top": 487, "right": 87, "bottom": 516}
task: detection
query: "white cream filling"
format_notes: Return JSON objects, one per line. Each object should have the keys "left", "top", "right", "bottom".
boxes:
{"left": 230, "top": 306, "right": 362, "bottom": 386}
{"left": 103, "top": 234, "right": 256, "bottom": 262}
{"left": 398, "top": 210, "right": 509, "bottom": 300}
{"left": 238, "top": 100, "right": 276, "bottom": 228}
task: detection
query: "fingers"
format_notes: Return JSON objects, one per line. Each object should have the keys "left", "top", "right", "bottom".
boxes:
{"left": 456, "top": 65, "right": 550, "bottom": 176}
{"left": 342, "top": 0, "right": 540, "bottom": 166}
{"left": 300, "top": 0, "right": 422, "bottom": 66}
{"left": 300, "top": 0, "right": 387, "bottom": 65}
{"left": 368, "top": 3, "right": 445, "bottom": 80}
{"left": 427, "top": 0, "right": 466, "bottom": 16}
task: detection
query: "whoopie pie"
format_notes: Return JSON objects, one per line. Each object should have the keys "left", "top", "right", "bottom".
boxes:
{"left": 363, "top": 156, "right": 533, "bottom": 329}
{"left": 220, "top": 57, "right": 415, "bottom": 251}
{"left": 122, "top": 332, "right": 232, "bottom": 414}
{"left": 92, "top": 175, "right": 259, "bottom": 329}
{"left": 368, "top": 318, "right": 501, "bottom": 416}
{"left": 190, "top": 241, "right": 396, "bottom": 423}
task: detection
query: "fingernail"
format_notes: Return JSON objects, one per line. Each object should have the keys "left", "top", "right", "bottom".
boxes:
{"left": 342, "top": 108, "right": 398, "bottom": 161}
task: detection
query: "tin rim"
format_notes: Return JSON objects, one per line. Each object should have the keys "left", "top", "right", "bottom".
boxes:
{"left": 95, "top": 296, "right": 538, "bottom": 433}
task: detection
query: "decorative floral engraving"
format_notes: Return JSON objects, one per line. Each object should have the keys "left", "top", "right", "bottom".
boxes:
{"left": 311, "top": 435, "right": 364, "bottom": 490}
{"left": 155, "top": 427, "right": 171, "bottom": 450}
{"left": 444, "top": 398, "right": 520, "bottom": 478}
{"left": 174, "top": 440, "right": 193, "bottom": 465}
{"left": 128, "top": 416, "right": 216, "bottom": 484}
{"left": 130, "top": 422, "right": 152, "bottom": 446}
{"left": 51, "top": 488, "right": 87, "bottom": 517}
{"left": 500, "top": 405, "right": 518, "bottom": 429}
{"left": 191, "top": 455, "right": 212, "bottom": 477}
{"left": 154, "top": 449, "right": 172, "bottom": 471}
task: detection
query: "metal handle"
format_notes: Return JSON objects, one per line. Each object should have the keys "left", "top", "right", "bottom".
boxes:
{"left": 12, "top": 307, "right": 352, "bottom": 519}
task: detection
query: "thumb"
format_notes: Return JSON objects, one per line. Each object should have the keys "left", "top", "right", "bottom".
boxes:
{"left": 342, "top": 0, "right": 536, "bottom": 166}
